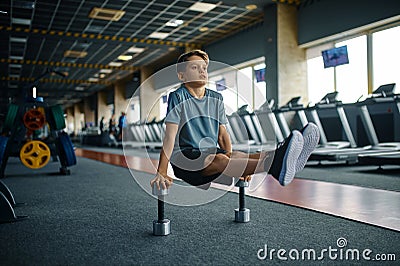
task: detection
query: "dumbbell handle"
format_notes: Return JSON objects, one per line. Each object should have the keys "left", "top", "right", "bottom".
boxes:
{"left": 239, "top": 186, "right": 245, "bottom": 210}
{"left": 158, "top": 195, "right": 165, "bottom": 221}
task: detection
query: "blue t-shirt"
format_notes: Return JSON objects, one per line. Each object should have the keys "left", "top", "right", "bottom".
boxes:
{"left": 165, "top": 85, "right": 227, "bottom": 152}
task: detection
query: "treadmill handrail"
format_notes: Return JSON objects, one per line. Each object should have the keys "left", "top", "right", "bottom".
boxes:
{"left": 359, "top": 105, "right": 380, "bottom": 146}
{"left": 336, "top": 106, "right": 357, "bottom": 148}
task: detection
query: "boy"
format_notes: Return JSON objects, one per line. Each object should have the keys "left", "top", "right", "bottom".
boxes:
{"left": 151, "top": 50, "right": 319, "bottom": 190}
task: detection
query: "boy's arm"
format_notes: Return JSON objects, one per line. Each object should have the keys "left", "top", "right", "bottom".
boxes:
{"left": 151, "top": 122, "right": 178, "bottom": 189}
{"left": 218, "top": 124, "right": 232, "bottom": 153}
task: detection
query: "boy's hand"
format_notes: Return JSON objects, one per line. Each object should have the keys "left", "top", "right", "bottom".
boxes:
{"left": 240, "top": 175, "right": 252, "bottom": 182}
{"left": 150, "top": 172, "right": 173, "bottom": 190}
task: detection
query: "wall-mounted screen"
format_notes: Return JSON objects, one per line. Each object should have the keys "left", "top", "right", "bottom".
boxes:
{"left": 216, "top": 78, "right": 226, "bottom": 91}
{"left": 254, "top": 68, "right": 265, "bottom": 82}
{"left": 321, "top": 45, "right": 349, "bottom": 68}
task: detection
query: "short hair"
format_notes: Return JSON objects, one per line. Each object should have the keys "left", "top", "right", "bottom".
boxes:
{"left": 176, "top": 50, "right": 209, "bottom": 73}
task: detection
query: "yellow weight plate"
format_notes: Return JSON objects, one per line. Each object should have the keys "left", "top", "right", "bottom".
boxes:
{"left": 19, "top": 140, "right": 51, "bottom": 169}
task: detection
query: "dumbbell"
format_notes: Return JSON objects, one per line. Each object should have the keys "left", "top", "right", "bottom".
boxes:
{"left": 152, "top": 184, "right": 171, "bottom": 236}
{"left": 234, "top": 179, "right": 250, "bottom": 223}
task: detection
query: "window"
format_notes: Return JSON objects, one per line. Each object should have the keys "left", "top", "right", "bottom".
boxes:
{"left": 208, "top": 59, "right": 267, "bottom": 114}
{"left": 209, "top": 73, "right": 238, "bottom": 115}
{"left": 237, "top": 67, "right": 253, "bottom": 111}
{"left": 307, "top": 56, "right": 334, "bottom": 104}
{"left": 335, "top": 35, "right": 368, "bottom": 103}
{"left": 307, "top": 23, "right": 400, "bottom": 104}
{"left": 372, "top": 25, "right": 400, "bottom": 93}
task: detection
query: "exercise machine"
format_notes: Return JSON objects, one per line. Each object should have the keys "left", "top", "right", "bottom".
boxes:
{"left": 307, "top": 92, "right": 357, "bottom": 149}
{"left": 309, "top": 84, "right": 400, "bottom": 163}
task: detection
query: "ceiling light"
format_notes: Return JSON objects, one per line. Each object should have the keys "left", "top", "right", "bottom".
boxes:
{"left": 64, "top": 50, "right": 87, "bottom": 58}
{"left": 13, "top": 1, "right": 35, "bottom": 9}
{"left": 11, "top": 18, "right": 31, "bottom": 25}
{"left": 51, "top": 71, "right": 69, "bottom": 77}
{"left": 199, "top": 27, "right": 209, "bottom": 32}
{"left": 84, "top": 25, "right": 104, "bottom": 33}
{"left": 189, "top": 2, "right": 217, "bottom": 12}
{"left": 9, "top": 55, "right": 24, "bottom": 60}
{"left": 99, "top": 69, "right": 113, "bottom": 73}
{"left": 88, "top": 7, "right": 125, "bottom": 21}
{"left": 108, "top": 62, "right": 123, "bottom": 67}
{"left": 10, "top": 37, "right": 27, "bottom": 43}
{"left": 75, "top": 86, "right": 85, "bottom": 91}
{"left": 9, "top": 74, "right": 20, "bottom": 78}
{"left": 245, "top": 4, "right": 258, "bottom": 10}
{"left": 165, "top": 19, "right": 184, "bottom": 27}
{"left": 118, "top": 55, "right": 133, "bottom": 61}
{"left": 99, "top": 74, "right": 106, "bottom": 78}
{"left": 127, "top": 46, "right": 145, "bottom": 53}
{"left": 148, "top": 32, "right": 169, "bottom": 39}
{"left": 9, "top": 64, "right": 22, "bottom": 68}
{"left": 88, "top": 78, "right": 99, "bottom": 82}
{"left": 75, "top": 42, "right": 92, "bottom": 49}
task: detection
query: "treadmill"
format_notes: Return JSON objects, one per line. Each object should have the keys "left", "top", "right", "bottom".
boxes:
{"left": 227, "top": 105, "right": 261, "bottom": 152}
{"left": 307, "top": 92, "right": 357, "bottom": 150}
{"left": 227, "top": 104, "right": 276, "bottom": 152}
{"left": 358, "top": 83, "right": 399, "bottom": 150}
{"left": 273, "top": 97, "right": 306, "bottom": 139}
{"left": 253, "top": 100, "right": 285, "bottom": 143}
{"left": 310, "top": 84, "right": 400, "bottom": 163}
{"left": 275, "top": 95, "right": 355, "bottom": 150}
{"left": 357, "top": 86, "right": 400, "bottom": 166}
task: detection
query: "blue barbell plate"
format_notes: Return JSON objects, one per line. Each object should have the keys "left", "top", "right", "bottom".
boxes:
{"left": 57, "top": 132, "right": 76, "bottom": 166}
{"left": 0, "top": 136, "right": 8, "bottom": 163}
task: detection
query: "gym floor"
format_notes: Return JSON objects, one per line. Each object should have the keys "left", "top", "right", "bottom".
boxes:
{"left": 0, "top": 146, "right": 399, "bottom": 265}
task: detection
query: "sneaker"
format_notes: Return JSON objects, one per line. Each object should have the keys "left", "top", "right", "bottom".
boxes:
{"left": 268, "top": 130, "right": 303, "bottom": 186}
{"left": 296, "top": 123, "right": 320, "bottom": 173}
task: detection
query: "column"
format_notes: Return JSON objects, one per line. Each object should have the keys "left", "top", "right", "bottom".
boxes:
{"left": 83, "top": 97, "right": 95, "bottom": 126}
{"left": 277, "top": 3, "right": 307, "bottom": 105}
{"left": 97, "top": 90, "right": 108, "bottom": 128}
{"left": 140, "top": 66, "right": 160, "bottom": 122}
{"left": 264, "top": 3, "right": 307, "bottom": 106}
{"left": 65, "top": 107, "right": 74, "bottom": 134}
{"left": 73, "top": 102, "right": 84, "bottom": 135}
{"left": 114, "top": 80, "right": 129, "bottom": 118}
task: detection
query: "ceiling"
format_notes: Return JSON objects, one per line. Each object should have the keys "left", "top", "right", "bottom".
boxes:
{"left": 0, "top": 0, "right": 300, "bottom": 112}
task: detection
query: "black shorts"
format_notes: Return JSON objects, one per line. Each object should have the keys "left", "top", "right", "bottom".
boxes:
{"left": 170, "top": 147, "right": 227, "bottom": 187}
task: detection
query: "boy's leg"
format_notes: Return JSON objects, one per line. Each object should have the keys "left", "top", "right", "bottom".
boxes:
{"left": 227, "top": 150, "right": 267, "bottom": 160}
{"left": 202, "top": 131, "right": 304, "bottom": 186}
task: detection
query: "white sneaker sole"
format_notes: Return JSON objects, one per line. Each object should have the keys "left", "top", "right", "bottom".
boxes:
{"left": 279, "top": 131, "right": 303, "bottom": 186}
{"left": 295, "top": 123, "right": 320, "bottom": 173}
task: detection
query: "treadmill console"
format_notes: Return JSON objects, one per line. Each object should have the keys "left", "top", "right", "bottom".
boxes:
{"left": 316, "top": 92, "right": 342, "bottom": 108}
{"left": 280, "top": 96, "right": 303, "bottom": 110}
{"left": 367, "top": 83, "right": 396, "bottom": 103}
{"left": 372, "top": 83, "right": 396, "bottom": 98}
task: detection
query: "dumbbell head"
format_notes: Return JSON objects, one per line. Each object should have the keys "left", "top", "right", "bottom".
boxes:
{"left": 152, "top": 184, "right": 169, "bottom": 196}
{"left": 235, "top": 208, "right": 250, "bottom": 223}
{"left": 153, "top": 219, "right": 171, "bottom": 236}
